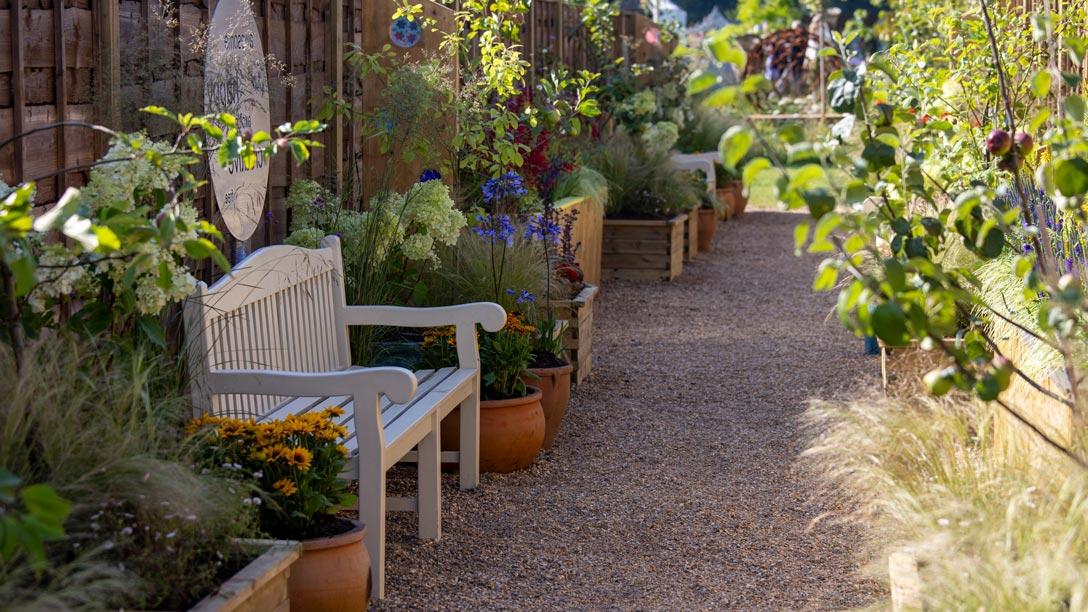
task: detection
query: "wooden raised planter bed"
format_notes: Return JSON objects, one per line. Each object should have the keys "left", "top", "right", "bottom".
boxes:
{"left": 190, "top": 540, "right": 301, "bottom": 612}
{"left": 553, "top": 283, "right": 598, "bottom": 385}
{"left": 601, "top": 214, "right": 686, "bottom": 281}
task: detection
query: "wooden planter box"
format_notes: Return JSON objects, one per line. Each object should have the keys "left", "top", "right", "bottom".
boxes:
{"left": 190, "top": 540, "right": 301, "bottom": 612}
{"left": 555, "top": 196, "right": 604, "bottom": 286}
{"left": 683, "top": 208, "right": 699, "bottom": 261}
{"left": 601, "top": 214, "right": 686, "bottom": 281}
{"left": 553, "top": 283, "right": 598, "bottom": 385}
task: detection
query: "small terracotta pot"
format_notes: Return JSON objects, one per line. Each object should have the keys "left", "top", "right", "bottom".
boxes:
{"left": 288, "top": 519, "right": 370, "bottom": 611}
{"left": 730, "top": 180, "right": 748, "bottom": 216}
{"left": 441, "top": 387, "right": 545, "bottom": 473}
{"left": 696, "top": 208, "right": 717, "bottom": 251}
{"left": 523, "top": 363, "right": 573, "bottom": 450}
{"left": 716, "top": 187, "right": 735, "bottom": 220}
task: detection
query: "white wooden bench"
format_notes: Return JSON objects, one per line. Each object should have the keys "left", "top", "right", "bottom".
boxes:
{"left": 183, "top": 235, "right": 506, "bottom": 600}
{"left": 671, "top": 152, "right": 718, "bottom": 194}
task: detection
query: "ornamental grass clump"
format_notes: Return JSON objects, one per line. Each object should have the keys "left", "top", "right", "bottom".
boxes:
{"left": 803, "top": 392, "right": 1088, "bottom": 609}
{"left": 187, "top": 407, "right": 355, "bottom": 539}
{"left": 0, "top": 333, "right": 259, "bottom": 610}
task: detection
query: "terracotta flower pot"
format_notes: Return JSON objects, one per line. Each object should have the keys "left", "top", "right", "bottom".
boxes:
{"left": 696, "top": 208, "right": 717, "bottom": 251}
{"left": 730, "top": 180, "right": 748, "bottom": 216}
{"left": 523, "top": 363, "right": 573, "bottom": 450}
{"left": 288, "top": 520, "right": 370, "bottom": 611}
{"left": 441, "top": 387, "right": 545, "bottom": 473}
{"left": 715, "top": 187, "right": 735, "bottom": 220}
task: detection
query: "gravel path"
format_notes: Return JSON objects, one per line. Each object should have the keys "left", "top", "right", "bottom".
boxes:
{"left": 378, "top": 210, "right": 884, "bottom": 610}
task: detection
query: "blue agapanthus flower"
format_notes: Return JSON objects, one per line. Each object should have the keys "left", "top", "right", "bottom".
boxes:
{"left": 482, "top": 172, "right": 528, "bottom": 203}
{"left": 505, "top": 288, "right": 536, "bottom": 305}
{"left": 523, "top": 213, "right": 560, "bottom": 243}
{"left": 473, "top": 214, "right": 517, "bottom": 246}
{"left": 419, "top": 169, "right": 442, "bottom": 183}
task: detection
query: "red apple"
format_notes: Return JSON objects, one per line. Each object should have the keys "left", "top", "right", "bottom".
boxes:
{"left": 1014, "top": 132, "right": 1033, "bottom": 156}
{"left": 986, "top": 129, "right": 1012, "bottom": 156}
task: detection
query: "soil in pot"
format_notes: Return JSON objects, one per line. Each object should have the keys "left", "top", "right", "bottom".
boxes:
{"left": 288, "top": 516, "right": 370, "bottom": 611}
{"left": 524, "top": 356, "right": 573, "bottom": 450}
{"left": 442, "top": 387, "right": 545, "bottom": 473}
{"left": 697, "top": 208, "right": 717, "bottom": 251}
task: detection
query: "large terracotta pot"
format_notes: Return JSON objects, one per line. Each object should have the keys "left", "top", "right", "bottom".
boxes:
{"left": 523, "top": 363, "right": 573, "bottom": 450}
{"left": 696, "top": 208, "right": 717, "bottom": 251}
{"left": 441, "top": 387, "right": 545, "bottom": 473}
{"left": 730, "top": 180, "right": 748, "bottom": 216}
{"left": 288, "top": 520, "right": 370, "bottom": 611}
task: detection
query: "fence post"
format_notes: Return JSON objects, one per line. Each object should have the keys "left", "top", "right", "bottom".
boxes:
{"left": 94, "top": 0, "right": 122, "bottom": 146}
{"left": 327, "top": 0, "right": 345, "bottom": 189}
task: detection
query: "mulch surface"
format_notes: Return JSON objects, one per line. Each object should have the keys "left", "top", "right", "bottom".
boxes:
{"left": 377, "top": 211, "right": 885, "bottom": 610}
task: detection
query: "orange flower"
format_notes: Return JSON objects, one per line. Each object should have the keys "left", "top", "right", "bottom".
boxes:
{"left": 272, "top": 478, "right": 298, "bottom": 497}
{"left": 285, "top": 446, "right": 313, "bottom": 471}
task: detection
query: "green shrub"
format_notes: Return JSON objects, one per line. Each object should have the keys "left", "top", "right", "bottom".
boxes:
{"left": 582, "top": 133, "right": 701, "bottom": 219}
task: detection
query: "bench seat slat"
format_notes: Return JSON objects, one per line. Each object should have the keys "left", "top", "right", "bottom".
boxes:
{"left": 258, "top": 367, "right": 475, "bottom": 457}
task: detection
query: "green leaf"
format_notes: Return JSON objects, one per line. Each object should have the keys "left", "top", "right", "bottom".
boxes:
{"left": 1031, "top": 70, "right": 1053, "bottom": 98}
{"left": 861, "top": 140, "right": 896, "bottom": 170}
{"left": 20, "top": 484, "right": 70, "bottom": 525}
{"left": 707, "top": 35, "right": 745, "bottom": 66}
{"left": 719, "top": 126, "right": 753, "bottom": 171}
{"left": 794, "top": 222, "right": 810, "bottom": 255}
{"left": 813, "top": 260, "right": 838, "bottom": 291}
{"left": 741, "top": 157, "right": 771, "bottom": 189}
{"left": 827, "top": 70, "right": 861, "bottom": 113}
{"left": 867, "top": 53, "right": 899, "bottom": 83}
{"left": 1054, "top": 157, "right": 1088, "bottom": 196}
{"left": 871, "top": 301, "right": 910, "bottom": 346}
{"left": 687, "top": 71, "right": 718, "bottom": 95}
{"left": 884, "top": 258, "right": 906, "bottom": 291}
{"left": 702, "top": 85, "right": 739, "bottom": 107}
{"left": 137, "top": 316, "right": 167, "bottom": 348}
{"left": 1065, "top": 95, "right": 1085, "bottom": 122}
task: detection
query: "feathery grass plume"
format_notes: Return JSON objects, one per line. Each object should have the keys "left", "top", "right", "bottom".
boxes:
{"left": 0, "top": 334, "right": 259, "bottom": 609}
{"left": 802, "top": 392, "right": 1088, "bottom": 609}
{"left": 552, "top": 165, "right": 608, "bottom": 220}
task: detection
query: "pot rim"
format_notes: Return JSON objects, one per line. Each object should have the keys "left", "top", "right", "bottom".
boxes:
{"left": 481, "top": 386, "right": 543, "bottom": 409}
{"left": 300, "top": 518, "right": 366, "bottom": 552}
{"left": 527, "top": 362, "right": 574, "bottom": 376}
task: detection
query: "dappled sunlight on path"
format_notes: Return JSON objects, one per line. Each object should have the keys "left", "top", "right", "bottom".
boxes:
{"left": 378, "top": 211, "right": 884, "bottom": 610}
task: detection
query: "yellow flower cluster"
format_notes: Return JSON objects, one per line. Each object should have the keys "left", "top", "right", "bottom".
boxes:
{"left": 420, "top": 313, "right": 536, "bottom": 350}
{"left": 187, "top": 406, "right": 348, "bottom": 474}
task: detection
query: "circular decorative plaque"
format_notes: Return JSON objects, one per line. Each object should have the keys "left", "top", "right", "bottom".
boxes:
{"left": 204, "top": 0, "right": 271, "bottom": 242}
{"left": 390, "top": 16, "right": 422, "bottom": 49}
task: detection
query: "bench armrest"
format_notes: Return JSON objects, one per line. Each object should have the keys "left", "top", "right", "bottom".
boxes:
{"left": 340, "top": 303, "right": 506, "bottom": 331}
{"left": 206, "top": 366, "right": 417, "bottom": 404}
{"left": 341, "top": 303, "right": 506, "bottom": 371}
{"left": 205, "top": 366, "right": 418, "bottom": 454}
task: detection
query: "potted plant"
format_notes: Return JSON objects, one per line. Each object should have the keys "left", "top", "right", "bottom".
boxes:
{"left": 696, "top": 187, "right": 721, "bottom": 252}
{"left": 423, "top": 172, "right": 547, "bottom": 472}
{"left": 188, "top": 408, "right": 370, "bottom": 609}
{"left": 424, "top": 312, "right": 546, "bottom": 472}
{"left": 714, "top": 161, "right": 738, "bottom": 219}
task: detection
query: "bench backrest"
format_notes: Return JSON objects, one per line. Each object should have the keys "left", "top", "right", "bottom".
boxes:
{"left": 184, "top": 236, "right": 351, "bottom": 418}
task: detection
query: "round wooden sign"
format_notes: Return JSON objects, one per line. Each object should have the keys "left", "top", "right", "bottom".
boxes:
{"left": 204, "top": 0, "right": 271, "bottom": 242}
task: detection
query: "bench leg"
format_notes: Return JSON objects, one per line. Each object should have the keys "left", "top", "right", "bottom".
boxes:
{"left": 417, "top": 413, "right": 441, "bottom": 540}
{"left": 459, "top": 389, "right": 480, "bottom": 490}
{"left": 360, "top": 455, "right": 386, "bottom": 600}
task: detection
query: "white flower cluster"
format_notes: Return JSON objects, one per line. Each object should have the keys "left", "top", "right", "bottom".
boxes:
{"left": 396, "top": 180, "right": 466, "bottom": 262}
{"left": 28, "top": 138, "right": 204, "bottom": 316}
{"left": 619, "top": 90, "right": 657, "bottom": 119}
{"left": 640, "top": 121, "right": 679, "bottom": 154}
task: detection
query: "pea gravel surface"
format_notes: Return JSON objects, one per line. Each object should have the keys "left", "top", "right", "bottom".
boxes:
{"left": 377, "top": 210, "right": 884, "bottom": 610}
